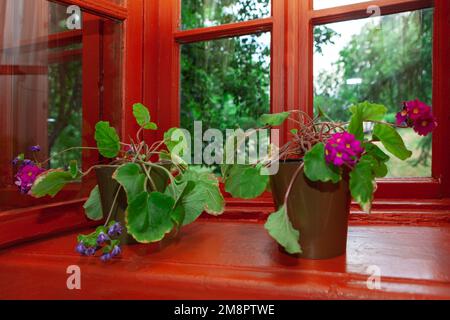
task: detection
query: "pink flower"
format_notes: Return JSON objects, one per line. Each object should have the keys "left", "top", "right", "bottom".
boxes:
{"left": 14, "top": 163, "right": 45, "bottom": 194}
{"left": 413, "top": 113, "right": 437, "bottom": 136}
{"left": 396, "top": 100, "right": 437, "bottom": 136}
{"left": 325, "top": 132, "right": 364, "bottom": 167}
{"left": 405, "top": 99, "right": 431, "bottom": 121}
{"left": 396, "top": 105, "right": 409, "bottom": 126}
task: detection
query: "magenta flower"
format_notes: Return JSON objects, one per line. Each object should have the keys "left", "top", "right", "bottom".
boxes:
{"left": 396, "top": 100, "right": 437, "bottom": 136}
{"left": 405, "top": 99, "right": 431, "bottom": 121}
{"left": 413, "top": 113, "right": 437, "bottom": 136}
{"left": 14, "top": 163, "right": 45, "bottom": 194}
{"left": 325, "top": 132, "right": 364, "bottom": 167}
{"left": 396, "top": 105, "right": 409, "bottom": 126}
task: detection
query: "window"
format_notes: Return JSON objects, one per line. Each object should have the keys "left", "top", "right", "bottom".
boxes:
{"left": 182, "top": 0, "right": 271, "bottom": 29}
{"left": 180, "top": 33, "right": 271, "bottom": 134}
{"left": 149, "top": 0, "right": 449, "bottom": 203}
{"left": 314, "top": 9, "right": 433, "bottom": 177}
{"left": 0, "top": 1, "right": 123, "bottom": 209}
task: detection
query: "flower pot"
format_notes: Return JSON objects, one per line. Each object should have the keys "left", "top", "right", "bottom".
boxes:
{"left": 95, "top": 165, "right": 170, "bottom": 245}
{"left": 270, "top": 160, "right": 351, "bottom": 259}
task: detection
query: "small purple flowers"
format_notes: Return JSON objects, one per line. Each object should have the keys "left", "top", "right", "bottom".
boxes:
{"left": 325, "top": 132, "right": 364, "bottom": 167}
{"left": 76, "top": 222, "right": 123, "bottom": 263}
{"left": 396, "top": 99, "right": 437, "bottom": 136}
{"left": 14, "top": 162, "right": 45, "bottom": 194}
{"left": 29, "top": 145, "right": 41, "bottom": 152}
{"left": 97, "top": 232, "right": 109, "bottom": 245}
{"left": 108, "top": 222, "right": 123, "bottom": 237}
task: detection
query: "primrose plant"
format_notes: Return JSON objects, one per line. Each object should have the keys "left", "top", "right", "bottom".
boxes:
{"left": 223, "top": 100, "right": 437, "bottom": 254}
{"left": 12, "top": 103, "right": 225, "bottom": 262}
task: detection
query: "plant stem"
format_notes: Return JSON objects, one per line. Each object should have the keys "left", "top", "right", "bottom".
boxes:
{"left": 104, "top": 186, "right": 122, "bottom": 227}
{"left": 41, "top": 147, "right": 101, "bottom": 166}
{"left": 283, "top": 163, "right": 304, "bottom": 205}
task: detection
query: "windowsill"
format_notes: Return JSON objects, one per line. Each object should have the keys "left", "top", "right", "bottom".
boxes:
{"left": 0, "top": 220, "right": 449, "bottom": 299}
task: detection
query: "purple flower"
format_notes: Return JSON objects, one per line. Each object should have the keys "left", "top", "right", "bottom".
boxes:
{"left": 97, "top": 232, "right": 109, "bottom": 245}
{"left": 108, "top": 223, "right": 123, "bottom": 237}
{"left": 12, "top": 158, "right": 19, "bottom": 166}
{"left": 85, "top": 247, "right": 96, "bottom": 256}
{"left": 111, "top": 245, "right": 121, "bottom": 257}
{"left": 100, "top": 253, "right": 112, "bottom": 262}
{"left": 325, "top": 132, "right": 364, "bottom": 167}
{"left": 29, "top": 145, "right": 41, "bottom": 152}
{"left": 76, "top": 242, "right": 87, "bottom": 255}
{"left": 14, "top": 164, "right": 45, "bottom": 194}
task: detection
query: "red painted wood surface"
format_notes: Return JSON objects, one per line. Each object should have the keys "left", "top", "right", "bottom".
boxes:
{"left": 0, "top": 221, "right": 449, "bottom": 299}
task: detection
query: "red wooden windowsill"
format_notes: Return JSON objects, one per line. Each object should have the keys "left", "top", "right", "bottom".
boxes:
{"left": 0, "top": 220, "right": 449, "bottom": 300}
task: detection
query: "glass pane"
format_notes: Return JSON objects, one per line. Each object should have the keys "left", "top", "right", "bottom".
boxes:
{"left": 182, "top": 0, "right": 271, "bottom": 30}
{"left": 314, "top": 0, "right": 373, "bottom": 10}
{"left": 0, "top": 0, "right": 123, "bottom": 210}
{"left": 181, "top": 32, "right": 270, "bottom": 132}
{"left": 180, "top": 33, "right": 270, "bottom": 170}
{"left": 314, "top": 9, "right": 433, "bottom": 177}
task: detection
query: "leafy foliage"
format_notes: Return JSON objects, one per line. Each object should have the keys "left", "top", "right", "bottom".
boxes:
{"left": 30, "top": 170, "right": 75, "bottom": 198}
{"left": 133, "top": 103, "right": 158, "bottom": 130}
{"left": 373, "top": 124, "right": 412, "bottom": 160}
{"left": 83, "top": 186, "right": 103, "bottom": 221}
{"left": 304, "top": 143, "right": 341, "bottom": 183}
{"left": 126, "top": 192, "right": 175, "bottom": 243}
{"left": 94, "top": 121, "right": 121, "bottom": 158}
{"left": 224, "top": 165, "right": 269, "bottom": 199}
{"left": 264, "top": 205, "right": 301, "bottom": 254}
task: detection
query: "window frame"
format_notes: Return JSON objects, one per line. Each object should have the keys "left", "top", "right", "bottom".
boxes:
{"left": 0, "top": 0, "right": 144, "bottom": 248}
{"left": 145, "top": 0, "right": 449, "bottom": 210}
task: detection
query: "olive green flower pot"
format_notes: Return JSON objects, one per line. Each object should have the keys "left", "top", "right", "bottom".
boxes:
{"left": 271, "top": 161, "right": 351, "bottom": 259}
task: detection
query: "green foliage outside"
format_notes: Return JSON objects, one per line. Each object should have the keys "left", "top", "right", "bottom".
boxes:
{"left": 314, "top": 9, "right": 433, "bottom": 176}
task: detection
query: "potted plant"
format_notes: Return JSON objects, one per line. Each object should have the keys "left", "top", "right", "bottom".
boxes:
{"left": 12, "top": 103, "right": 225, "bottom": 262}
{"left": 223, "top": 100, "right": 437, "bottom": 259}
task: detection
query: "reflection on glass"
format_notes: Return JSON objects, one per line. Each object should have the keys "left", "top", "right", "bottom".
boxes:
{"left": 313, "top": 9, "right": 433, "bottom": 177}
{"left": 314, "top": 0, "right": 373, "bottom": 10}
{"left": 0, "top": 0, "right": 122, "bottom": 210}
{"left": 182, "top": 0, "right": 271, "bottom": 29}
{"left": 181, "top": 33, "right": 271, "bottom": 134}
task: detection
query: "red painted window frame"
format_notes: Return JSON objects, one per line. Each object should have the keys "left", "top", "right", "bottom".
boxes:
{"left": 144, "top": 0, "right": 449, "bottom": 211}
{"left": 0, "top": 0, "right": 144, "bottom": 248}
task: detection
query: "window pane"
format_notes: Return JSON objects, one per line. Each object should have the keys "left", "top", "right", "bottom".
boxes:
{"left": 314, "top": 0, "right": 373, "bottom": 10}
{"left": 0, "top": 0, "right": 122, "bottom": 210}
{"left": 314, "top": 9, "right": 433, "bottom": 177}
{"left": 182, "top": 0, "right": 271, "bottom": 30}
{"left": 181, "top": 33, "right": 271, "bottom": 133}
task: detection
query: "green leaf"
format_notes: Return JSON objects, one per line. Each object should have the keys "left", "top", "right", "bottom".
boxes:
{"left": 224, "top": 165, "right": 269, "bottom": 199}
{"left": 290, "top": 129, "right": 298, "bottom": 135}
{"left": 94, "top": 121, "right": 120, "bottom": 158}
{"left": 350, "top": 155, "right": 376, "bottom": 213}
{"left": 373, "top": 124, "right": 412, "bottom": 160}
{"left": 304, "top": 143, "right": 341, "bottom": 183}
{"left": 164, "top": 127, "right": 189, "bottom": 156}
{"left": 69, "top": 160, "right": 78, "bottom": 178}
{"left": 170, "top": 205, "right": 185, "bottom": 227}
{"left": 264, "top": 205, "right": 302, "bottom": 254}
{"left": 31, "top": 170, "right": 74, "bottom": 198}
{"left": 133, "top": 103, "right": 158, "bottom": 130}
{"left": 348, "top": 102, "right": 387, "bottom": 141}
{"left": 113, "top": 163, "right": 146, "bottom": 202}
{"left": 258, "top": 112, "right": 290, "bottom": 127}
{"left": 364, "top": 143, "right": 390, "bottom": 178}
{"left": 83, "top": 186, "right": 103, "bottom": 221}
{"left": 126, "top": 192, "right": 174, "bottom": 243}
{"left": 364, "top": 142, "right": 390, "bottom": 163}
{"left": 166, "top": 170, "right": 225, "bottom": 225}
